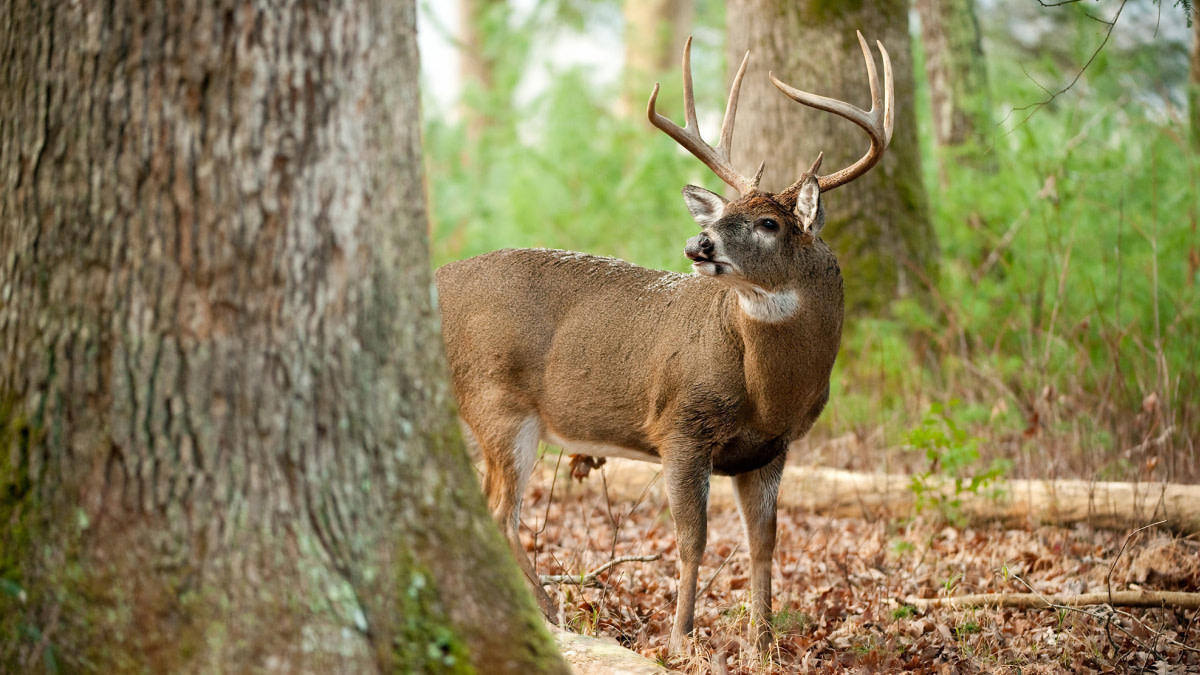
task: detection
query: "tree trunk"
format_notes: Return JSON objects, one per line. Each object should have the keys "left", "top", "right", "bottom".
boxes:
{"left": 619, "top": 0, "right": 694, "bottom": 118}
{"left": 726, "top": 0, "right": 937, "bottom": 314}
{"left": 0, "top": 2, "right": 567, "bottom": 673}
{"left": 459, "top": 0, "right": 506, "bottom": 140}
{"left": 1190, "top": 10, "right": 1199, "bottom": 150}
{"left": 915, "top": 0, "right": 990, "bottom": 149}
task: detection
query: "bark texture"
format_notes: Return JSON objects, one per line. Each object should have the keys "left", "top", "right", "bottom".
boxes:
{"left": 726, "top": 0, "right": 937, "bottom": 314}
{"left": 0, "top": 1, "right": 565, "bottom": 673}
{"left": 914, "top": 0, "right": 990, "bottom": 150}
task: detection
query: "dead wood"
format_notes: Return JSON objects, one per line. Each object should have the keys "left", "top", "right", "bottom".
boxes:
{"left": 904, "top": 589, "right": 1200, "bottom": 611}
{"left": 590, "top": 460, "right": 1200, "bottom": 535}
{"left": 541, "top": 555, "right": 663, "bottom": 587}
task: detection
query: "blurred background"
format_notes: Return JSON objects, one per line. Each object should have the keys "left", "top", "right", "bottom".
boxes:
{"left": 417, "top": 0, "right": 1198, "bottom": 485}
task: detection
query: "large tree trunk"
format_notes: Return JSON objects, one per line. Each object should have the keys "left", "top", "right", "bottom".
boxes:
{"left": 726, "top": 0, "right": 937, "bottom": 314}
{"left": 0, "top": 2, "right": 566, "bottom": 673}
{"left": 619, "top": 0, "right": 694, "bottom": 117}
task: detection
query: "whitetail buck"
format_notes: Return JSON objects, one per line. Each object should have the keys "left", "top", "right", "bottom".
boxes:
{"left": 436, "top": 32, "right": 893, "bottom": 654}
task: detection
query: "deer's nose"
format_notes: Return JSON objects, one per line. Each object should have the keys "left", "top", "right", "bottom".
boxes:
{"left": 685, "top": 233, "right": 714, "bottom": 260}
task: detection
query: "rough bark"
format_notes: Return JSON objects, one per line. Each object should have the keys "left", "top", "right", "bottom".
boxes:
{"left": 0, "top": 1, "right": 566, "bottom": 673}
{"left": 914, "top": 0, "right": 990, "bottom": 150}
{"left": 726, "top": 0, "right": 937, "bottom": 314}
{"left": 619, "top": 0, "right": 694, "bottom": 117}
{"left": 593, "top": 461, "right": 1200, "bottom": 536}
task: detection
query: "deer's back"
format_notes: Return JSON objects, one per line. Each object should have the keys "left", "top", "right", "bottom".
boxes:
{"left": 436, "top": 249, "right": 727, "bottom": 450}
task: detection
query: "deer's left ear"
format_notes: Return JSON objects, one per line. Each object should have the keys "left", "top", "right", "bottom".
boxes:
{"left": 793, "top": 175, "right": 824, "bottom": 235}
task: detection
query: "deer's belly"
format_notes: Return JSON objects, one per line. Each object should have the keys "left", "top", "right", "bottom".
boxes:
{"left": 542, "top": 428, "right": 661, "bottom": 464}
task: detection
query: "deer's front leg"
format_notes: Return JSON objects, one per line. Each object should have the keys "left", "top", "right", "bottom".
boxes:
{"left": 732, "top": 452, "right": 785, "bottom": 654}
{"left": 664, "top": 450, "right": 712, "bottom": 655}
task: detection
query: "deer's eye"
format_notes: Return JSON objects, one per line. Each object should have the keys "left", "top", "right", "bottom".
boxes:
{"left": 756, "top": 218, "right": 779, "bottom": 232}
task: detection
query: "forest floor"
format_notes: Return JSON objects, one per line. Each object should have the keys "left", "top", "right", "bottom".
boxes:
{"left": 522, "top": 456, "right": 1200, "bottom": 674}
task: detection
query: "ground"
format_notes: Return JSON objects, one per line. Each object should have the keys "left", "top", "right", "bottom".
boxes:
{"left": 519, "top": 455, "right": 1200, "bottom": 674}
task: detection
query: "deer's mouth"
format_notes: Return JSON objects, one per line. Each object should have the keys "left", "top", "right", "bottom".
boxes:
{"left": 692, "top": 259, "right": 730, "bottom": 276}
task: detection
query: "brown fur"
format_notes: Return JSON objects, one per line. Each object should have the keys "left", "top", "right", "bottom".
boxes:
{"left": 436, "top": 179, "right": 844, "bottom": 654}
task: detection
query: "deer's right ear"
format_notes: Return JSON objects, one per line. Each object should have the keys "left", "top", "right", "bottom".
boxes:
{"left": 681, "top": 185, "right": 727, "bottom": 228}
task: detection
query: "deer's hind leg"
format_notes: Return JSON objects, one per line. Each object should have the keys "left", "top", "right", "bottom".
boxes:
{"left": 468, "top": 412, "right": 558, "bottom": 621}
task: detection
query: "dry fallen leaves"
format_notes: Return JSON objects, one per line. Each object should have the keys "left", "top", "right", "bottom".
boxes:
{"left": 521, "top": 458, "right": 1200, "bottom": 674}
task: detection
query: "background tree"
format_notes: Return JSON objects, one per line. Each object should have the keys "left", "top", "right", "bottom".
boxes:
{"left": 0, "top": 1, "right": 567, "bottom": 672}
{"left": 619, "top": 0, "right": 694, "bottom": 116}
{"left": 726, "top": 0, "right": 938, "bottom": 314}
{"left": 1191, "top": 9, "right": 1199, "bottom": 148}
{"left": 459, "top": 0, "right": 508, "bottom": 140}
{"left": 914, "top": 0, "right": 993, "bottom": 179}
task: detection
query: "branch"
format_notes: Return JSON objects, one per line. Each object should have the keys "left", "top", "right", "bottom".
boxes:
{"left": 997, "top": 0, "right": 1128, "bottom": 138}
{"left": 904, "top": 589, "right": 1200, "bottom": 612}
{"left": 540, "top": 554, "right": 662, "bottom": 587}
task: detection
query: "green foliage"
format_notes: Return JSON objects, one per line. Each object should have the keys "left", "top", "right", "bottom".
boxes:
{"left": 955, "top": 620, "right": 982, "bottom": 638}
{"left": 890, "top": 605, "right": 917, "bottom": 621}
{"left": 771, "top": 608, "right": 812, "bottom": 635}
{"left": 904, "top": 402, "right": 1010, "bottom": 524}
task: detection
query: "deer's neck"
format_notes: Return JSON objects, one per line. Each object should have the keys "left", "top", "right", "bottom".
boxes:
{"left": 729, "top": 282, "right": 843, "bottom": 435}
{"left": 734, "top": 287, "right": 801, "bottom": 323}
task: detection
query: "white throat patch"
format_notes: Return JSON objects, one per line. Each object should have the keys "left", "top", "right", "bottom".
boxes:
{"left": 736, "top": 287, "right": 800, "bottom": 323}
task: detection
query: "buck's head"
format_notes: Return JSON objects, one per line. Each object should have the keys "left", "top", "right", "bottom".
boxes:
{"left": 649, "top": 32, "right": 893, "bottom": 317}
{"left": 680, "top": 158, "right": 825, "bottom": 297}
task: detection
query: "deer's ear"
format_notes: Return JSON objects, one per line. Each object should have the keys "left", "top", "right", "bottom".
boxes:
{"left": 793, "top": 175, "right": 824, "bottom": 235}
{"left": 682, "top": 185, "right": 727, "bottom": 228}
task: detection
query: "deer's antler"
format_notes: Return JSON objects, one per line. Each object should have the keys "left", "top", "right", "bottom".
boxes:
{"left": 647, "top": 37, "right": 765, "bottom": 196}
{"left": 770, "top": 31, "right": 894, "bottom": 192}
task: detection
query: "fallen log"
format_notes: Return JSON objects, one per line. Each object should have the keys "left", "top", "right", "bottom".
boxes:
{"left": 905, "top": 589, "right": 1200, "bottom": 611}
{"left": 587, "top": 460, "right": 1200, "bottom": 536}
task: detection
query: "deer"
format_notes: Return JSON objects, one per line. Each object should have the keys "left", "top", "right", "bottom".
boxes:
{"left": 435, "top": 32, "right": 893, "bottom": 654}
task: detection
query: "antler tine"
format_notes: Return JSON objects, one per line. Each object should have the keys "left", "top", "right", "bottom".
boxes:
{"left": 769, "top": 30, "right": 894, "bottom": 192}
{"left": 716, "top": 49, "right": 749, "bottom": 161}
{"left": 648, "top": 37, "right": 762, "bottom": 196}
{"left": 681, "top": 36, "right": 700, "bottom": 134}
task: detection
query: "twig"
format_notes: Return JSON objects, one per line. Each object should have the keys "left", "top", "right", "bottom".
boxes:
{"left": 997, "top": 0, "right": 1128, "bottom": 138}
{"left": 1106, "top": 520, "right": 1166, "bottom": 606}
{"left": 697, "top": 544, "right": 741, "bottom": 600}
{"left": 906, "top": 583, "right": 1200, "bottom": 658}
{"left": 541, "top": 554, "right": 662, "bottom": 587}
{"left": 1121, "top": 428, "right": 1174, "bottom": 456}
